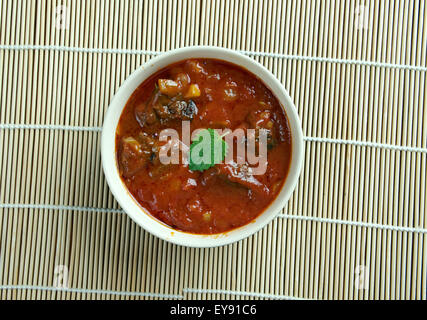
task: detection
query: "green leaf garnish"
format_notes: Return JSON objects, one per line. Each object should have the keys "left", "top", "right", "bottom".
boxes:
{"left": 189, "top": 128, "right": 227, "bottom": 172}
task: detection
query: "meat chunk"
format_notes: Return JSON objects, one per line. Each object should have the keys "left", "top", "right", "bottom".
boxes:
{"left": 134, "top": 102, "right": 157, "bottom": 128}
{"left": 134, "top": 89, "right": 168, "bottom": 128}
{"left": 182, "top": 100, "right": 198, "bottom": 119}
{"left": 135, "top": 76, "right": 200, "bottom": 128}
{"left": 215, "top": 161, "right": 270, "bottom": 196}
{"left": 119, "top": 133, "right": 159, "bottom": 177}
{"left": 246, "top": 110, "right": 276, "bottom": 149}
{"left": 153, "top": 94, "right": 198, "bottom": 121}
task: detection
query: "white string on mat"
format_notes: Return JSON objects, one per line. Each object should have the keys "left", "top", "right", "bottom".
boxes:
{"left": 2, "top": 203, "right": 426, "bottom": 234}
{"left": 304, "top": 136, "right": 427, "bottom": 154}
{"left": 0, "top": 123, "right": 102, "bottom": 132}
{"left": 0, "top": 44, "right": 160, "bottom": 56}
{"left": 241, "top": 51, "right": 427, "bottom": 72}
{"left": 1, "top": 44, "right": 426, "bottom": 72}
{"left": 1, "top": 124, "right": 426, "bottom": 154}
{"left": 0, "top": 203, "right": 123, "bottom": 214}
{"left": 0, "top": 285, "right": 183, "bottom": 299}
{"left": 278, "top": 214, "right": 427, "bottom": 234}
{"left": 183, "top": 288, "right": 305, "bottom": 300}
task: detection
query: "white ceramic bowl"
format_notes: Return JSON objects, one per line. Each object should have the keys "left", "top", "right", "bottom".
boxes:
{"left": 101, "top": 46, "right": 303, "bottom": 247}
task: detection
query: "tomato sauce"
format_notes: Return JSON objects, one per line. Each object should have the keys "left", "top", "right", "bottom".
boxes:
{"left": 116, "top": 59, "right": 292, "bottom": 234}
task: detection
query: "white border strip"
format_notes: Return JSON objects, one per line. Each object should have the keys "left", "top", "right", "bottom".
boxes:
{"left": 183, "top": 288, "right": 305, "bottom": 300}
{"left": 1, "top": 124, "right": 425, "bottom": 153}
{"left": 0, "top": 44, "right": 426, "bottom": 72}
{"left": 0, "top": 285, "right": 183, "bottom": 299}
{"left": 0, "top": 285, "right": 304, "bottom": 300}
{"left": 2, "top": 203, "right": 426, "bottom": 234}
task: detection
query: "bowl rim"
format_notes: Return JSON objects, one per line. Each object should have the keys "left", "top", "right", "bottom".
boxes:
{"left": 101, "top": 46, "right": 304, "bottom": 247}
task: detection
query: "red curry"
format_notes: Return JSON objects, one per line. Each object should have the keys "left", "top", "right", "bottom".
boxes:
{"left": 116, "top": 59, "right": 292, "bottom": 234}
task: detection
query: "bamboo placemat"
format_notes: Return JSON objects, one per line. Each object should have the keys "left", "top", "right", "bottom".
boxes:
{"left": 0, "top": 0, "right": 426, "bottom": 300}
